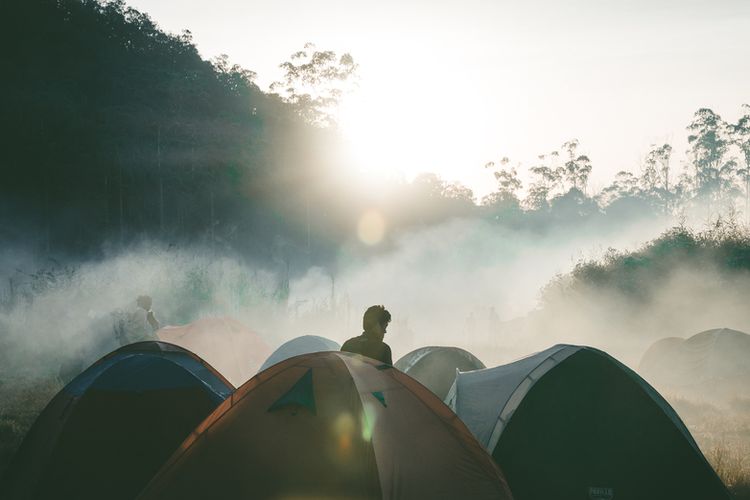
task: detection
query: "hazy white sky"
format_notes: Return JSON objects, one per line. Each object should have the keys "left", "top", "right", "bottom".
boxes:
{"left": 127, "top": 0, "right": 750, "bottom": 196}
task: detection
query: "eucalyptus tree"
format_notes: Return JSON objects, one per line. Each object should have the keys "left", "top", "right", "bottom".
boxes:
{"left": 559, "top": 139, "right": 592, "bottom": 193}
{"left": 687, "top": 108, "right": 730, "bottom": 204}
{"left": 482, "top": 158, "right": 522, "bottom": 204}
{"left": 598, "top": 171, "right": 641, "bottom": 207}
{"left": 270, "top": 43, "right": 358, "bottom": 127}
{"left": 643, "top": 143, "right": 674, "bottom": 213}
{"left": 524, "top": 154, "right": 561, "bottom": 211}
{"left": 731, "top": 104, "right": 750, "bottom": 221}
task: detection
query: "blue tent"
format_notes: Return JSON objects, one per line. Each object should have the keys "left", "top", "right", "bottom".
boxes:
{"left": 1, "top": 341, "right": 233, "bottom": 500}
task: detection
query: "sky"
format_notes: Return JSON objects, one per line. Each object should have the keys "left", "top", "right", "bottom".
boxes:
{"left": 127, "top": 0, "right": 750, "bottom": 197}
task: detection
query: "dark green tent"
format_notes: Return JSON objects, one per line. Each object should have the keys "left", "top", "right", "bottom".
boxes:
{"left": 446, "top": 344, "right": 730, "bottom": 500}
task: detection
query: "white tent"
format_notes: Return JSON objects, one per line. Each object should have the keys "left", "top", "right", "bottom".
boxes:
{"left": 445, "top": 345, "right": 579, "bottom": 450}
{"left": 258, "top": 335, "right": 340, "bottom": 372}
{"left": 395, "top": 346, "right": 484, "bottom": 400}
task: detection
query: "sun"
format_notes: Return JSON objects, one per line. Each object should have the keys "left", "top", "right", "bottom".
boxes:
{"left": 337, "top": 89, "right": 414, "bottom": 181}
{"left": 336, "top": 73, "right": 486, "bottom": 189}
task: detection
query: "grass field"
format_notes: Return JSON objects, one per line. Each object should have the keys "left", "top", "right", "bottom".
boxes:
{"left": 671, "top": 397, "right": 750, "bottom": 499}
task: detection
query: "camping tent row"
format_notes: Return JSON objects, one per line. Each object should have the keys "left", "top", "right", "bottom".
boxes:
{"left": 446, "top": 344, "right": 731, "bottom": 500}
{"left": 3, "top": 337, "right": 731, "bottom": 500}
{"left": 2, "top": 343, "right": 512, "bottom": 500}
{"left": 1, "top": 341, "right": 234, "bottom": 500}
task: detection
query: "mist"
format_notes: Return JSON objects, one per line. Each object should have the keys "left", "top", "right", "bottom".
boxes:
{"left": 0, "top": 208, "right": 678, "bottom": 383}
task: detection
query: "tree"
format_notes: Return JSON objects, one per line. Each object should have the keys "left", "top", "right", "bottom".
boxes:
{"left": 270, "top": 43, "right": 358, "bottom": 127}
{"left": 524, "top": 154, "right": 560, "bottom": 211}
{"left": 687, "top": 108, "right": 729, "bottom": 202}
{"left": 598, "top": 171, "right": 641, "bottom": 207}
{"left": 642, "top": 143, "right": 674, "bottom": 213}
{"left": 731, "top": 104, "right": 750, "bottom": 222}
{"left": 482, "top": 158, "right": 522, "bottom": 209}
{"left": 443, "top": 182, "right": 475, "bottom": 204}
{"left": 559, "top": 139, "right": 592, "bottom": 193}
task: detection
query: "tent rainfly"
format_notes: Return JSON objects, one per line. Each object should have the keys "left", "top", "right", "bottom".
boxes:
{"left": 639, "top": 328, "right": 750, "bottom": 400}
{"left": 258, "top": 335, "right": 340, "bottom": 372}
{"left": 395, "top": 346, "right": 485, "bottom": 400}
{"left": 446, "top": 344, "right": 730, "bottom": 500}
{"left": 157, "top": 316, "right": 271, "bottom": 384}
{"left": 139, "top": 351, "right": 513, "bottom": 500}
{"left": 0, "top": 341, "right": 233, "bottom": 500}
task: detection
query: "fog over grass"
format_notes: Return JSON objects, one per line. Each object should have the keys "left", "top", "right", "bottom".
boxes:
{"left": 0, "top": 209, "right": 677, "bottom": 382}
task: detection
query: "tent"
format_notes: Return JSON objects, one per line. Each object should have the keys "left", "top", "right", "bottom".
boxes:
{"left": 395, "top": 346, "right": 485, "bottom": 400}
{"left": 1, "top": 341, "right": 233, "bottom": 500}
{"left": 639, "top": 328, "right": 750, "bottom": 400}
{"left": 157, "top": 316, "right": 271, "bottom": 384}
{"left": 446, "top": 344, "right": 730, "bottom": 500}
{"left": 139, "top": 351, "right": 513, "bottom": 500}
{"left": 258, "top": 334, "right": 340, "bottom": 372}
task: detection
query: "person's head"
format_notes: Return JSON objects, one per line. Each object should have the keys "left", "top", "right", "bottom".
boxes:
{"left": 363, "top": 305, "right": 391, "bottom": 340}
{"left": 136, "top": 295, "right": 152, "bottom": 311}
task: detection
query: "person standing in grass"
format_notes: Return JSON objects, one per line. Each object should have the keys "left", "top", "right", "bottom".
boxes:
{"left": 136, "top": 295, "right": 161, "bottom": 333}
{"left": 341, "top": 305, "right": 393, "bottom": 365}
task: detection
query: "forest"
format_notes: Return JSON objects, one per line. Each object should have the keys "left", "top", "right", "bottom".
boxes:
{"left": 3, "top": 0, "right": 750, "bottom": 278}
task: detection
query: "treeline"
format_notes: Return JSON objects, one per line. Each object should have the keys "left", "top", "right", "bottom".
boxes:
{"left": 527, "top": 217, "right": 750, "bottom": 342}
{"left": 3, "top": 0, "right": 750, "bottom": 273}
{"left": 480, "top": 106, "right": 750, "bottom": 224}
{"left": 543, "top": 218, "right": 750, "bottom": 305}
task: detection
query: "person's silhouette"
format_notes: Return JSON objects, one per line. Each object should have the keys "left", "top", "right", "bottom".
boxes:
{"left": 136, "top": 295, "right": 160, "bottom": 332}
{"left": 341, "top": 305, "right": 392, "bottom": 364}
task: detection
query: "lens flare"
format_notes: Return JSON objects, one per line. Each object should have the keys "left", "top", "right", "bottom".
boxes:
{"left": 357, "top": 210, "right": 386, "bottom": 245}
{"left": 333, "top": 412, "right": 356, "bottom": 457}
{"left": 361, "top": 401, "right": 377, "bottom": 442}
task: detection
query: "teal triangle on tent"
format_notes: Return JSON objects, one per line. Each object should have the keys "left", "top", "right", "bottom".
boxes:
{"left": 268, "top": 369, "right": 316, "bottom": 415}
{"left": 371, "top": 391, "right": 387, "bottom": 407}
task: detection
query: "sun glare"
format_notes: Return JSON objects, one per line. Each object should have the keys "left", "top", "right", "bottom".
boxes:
{"left": 337, "top": 70, "right": 488, "bottom": 191}
{"left": 357, "top": 210, "right": 386, "bottom": 245}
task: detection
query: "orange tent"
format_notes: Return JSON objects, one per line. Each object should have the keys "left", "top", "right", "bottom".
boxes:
{"left": 140, "top": 352, "right": 513, "bottom": 499}
{"left": 1, "top": 342, "right": 233, "bottom": 500}
{"left": 157, "top": 317, "right": 271, "bottom": 384}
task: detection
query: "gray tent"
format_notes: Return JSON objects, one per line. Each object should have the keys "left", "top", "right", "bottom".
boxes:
{"left": 639, "top": 328, "right": 750, "bottom": 400}
{"left": 446, "top": 344, "right": 730, "bottom": 500}
{"left": 259, "top": 335, "right": 340, "bottom": 372}
{"left": 395, "top": 346, "right": 485, "bottom": 400}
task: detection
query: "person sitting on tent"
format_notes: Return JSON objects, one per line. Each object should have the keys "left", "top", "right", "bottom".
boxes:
{"left": 341, "top": 305, "right": 393, "bottom": 365}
